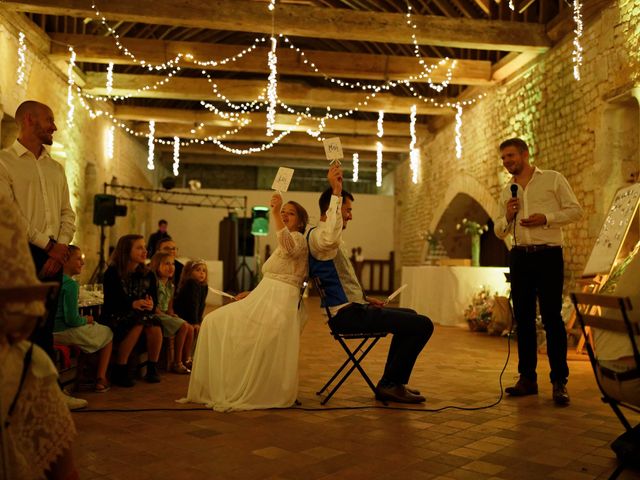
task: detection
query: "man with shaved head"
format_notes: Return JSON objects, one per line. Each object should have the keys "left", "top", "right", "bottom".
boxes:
{"left": 0, "top": 100, "right": 76, "bottom": 361}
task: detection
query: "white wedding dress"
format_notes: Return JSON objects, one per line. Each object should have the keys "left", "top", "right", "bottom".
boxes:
{"left": 183, "top": 227, "right": 308, "bottom": 411}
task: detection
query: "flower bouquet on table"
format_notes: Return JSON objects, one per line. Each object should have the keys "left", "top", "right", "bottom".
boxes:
{"left": 463, "top": 286, "right": 495, "bottom": 332}
{"left": 419, "top": 229, "right": 447, "bottom": 264}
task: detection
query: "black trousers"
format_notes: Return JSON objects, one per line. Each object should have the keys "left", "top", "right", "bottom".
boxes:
{"left": 28, "top": 244, "right": 62, "bottom": 361}
{"left": 329, "top": 304, "right": 434, "bottom": 385}
{"left": 509, "top": 247, "right": 568, "bottom": 383}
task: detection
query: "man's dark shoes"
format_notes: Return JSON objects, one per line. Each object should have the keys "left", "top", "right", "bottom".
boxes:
{"left": 552, "top": 381, "right": 570, "bottom": 405}
{"left": 376, "top": 384, "right": 425, "bottom": 404}
{"left": 505, "top": 376, "right": 538, "bottom": 397}
{"left": 404, "top": 385, "right": 421, "bottom": 396}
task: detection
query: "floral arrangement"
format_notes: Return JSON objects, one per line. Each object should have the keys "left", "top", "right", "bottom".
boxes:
{"left": 463, "top": 286, "right": 496, "bottom": 332}
{"left": 419, "top": 229, "right": 444, "bottom": 249}
{"left": 456, "top": 218, "right": 489, "bottom": 236}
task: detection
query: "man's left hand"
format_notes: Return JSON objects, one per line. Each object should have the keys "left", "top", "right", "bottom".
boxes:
{"left": 519, "top": 213, "right": 547, "bottom": 227}
{"left": 366, "top": 296, "right": 385, "bottom": 308}
{"left": 39, "top": 258, "right": 62, "bottom": 278}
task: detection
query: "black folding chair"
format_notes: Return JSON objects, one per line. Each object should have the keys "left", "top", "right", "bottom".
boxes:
{"left": 571, "top": 292, "right": 640, "bottom": 480}
{"left": 312, "top": 277, "right": 388, "bottom": 405}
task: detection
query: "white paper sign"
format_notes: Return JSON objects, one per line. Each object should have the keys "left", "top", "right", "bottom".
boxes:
{"left": 384, "top": 284, "right": 408, "bottom": 305}
{"left": 271, "top": 167, "right": 294, "bottom": 192}
{"left": 322, "top": 137, "right": 343, "bottom": 162}
{"left": 208, "top": 287, "right": 237, "bottom": 300}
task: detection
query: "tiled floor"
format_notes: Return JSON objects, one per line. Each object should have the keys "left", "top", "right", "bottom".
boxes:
{"left": 72, "top": 297, "right": 640, "bottom": 479}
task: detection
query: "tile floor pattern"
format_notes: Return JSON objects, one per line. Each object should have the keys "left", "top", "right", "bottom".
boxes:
{"left": 72, "top": 298, "right": 640, "bottom": 479}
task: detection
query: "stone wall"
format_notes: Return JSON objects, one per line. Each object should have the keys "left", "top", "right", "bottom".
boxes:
{"left": 395, "top": 0, "right": 640, "bottom": 287}
{"left": 0, "top": 17, "right": 166, "bottom": 282}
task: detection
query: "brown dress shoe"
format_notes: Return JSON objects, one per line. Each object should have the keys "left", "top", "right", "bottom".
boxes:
{"left": 404, "top": 385, "right": 421, "bottom": 396}
{"left": 552, "top": 381, "right": 570, "bottom": 405}
{"left": 505, "top": 377, "right": 538, "bottom": 396}
{"left": 376, "top": 385, "right": 426, "bottom": 404}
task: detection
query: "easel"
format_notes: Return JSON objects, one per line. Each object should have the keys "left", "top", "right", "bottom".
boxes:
{"left": 570, "top": 183, "right": 640, "bottom": 353}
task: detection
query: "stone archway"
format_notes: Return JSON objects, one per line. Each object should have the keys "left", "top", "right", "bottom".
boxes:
{"left": 429, "top": 173, "right": 508, "bottom": 266}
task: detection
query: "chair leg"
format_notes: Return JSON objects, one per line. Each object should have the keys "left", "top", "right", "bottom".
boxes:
{"left": 320, "top": 337, "right": 384, "bottom": 405}
{"left": 317, "top": 338, "right": 369, "bottom": 396}
{"left": 608, "top": 463, "right": 625, "bottom": 480}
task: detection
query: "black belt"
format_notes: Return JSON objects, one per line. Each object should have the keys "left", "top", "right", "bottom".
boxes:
{"left": 512, "top": 244, "right": 561, "bottom": 253}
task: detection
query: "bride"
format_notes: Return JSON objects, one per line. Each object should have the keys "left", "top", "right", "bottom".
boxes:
{"left": 183, "top": 193, "right": 309, "bottom": 411}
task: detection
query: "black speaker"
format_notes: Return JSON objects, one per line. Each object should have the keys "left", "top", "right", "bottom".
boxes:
{"left": 93, "top": 194, "right": 127, "bottom": 226}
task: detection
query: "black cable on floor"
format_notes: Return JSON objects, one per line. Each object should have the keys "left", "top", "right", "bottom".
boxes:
{"left": 74, "top": 329, "right": 514, "bottom": 415}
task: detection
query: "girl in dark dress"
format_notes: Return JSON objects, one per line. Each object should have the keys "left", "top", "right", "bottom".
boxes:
{"left": 102, "top": 234, "right": 163, "bottom": 387}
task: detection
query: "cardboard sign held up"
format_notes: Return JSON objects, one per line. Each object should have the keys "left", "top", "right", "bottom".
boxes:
{"left": 271, "top": 167, "right": 295, "bottom": 192}
{"left": 322, "top": 137, "right": 343, "bottom": 164}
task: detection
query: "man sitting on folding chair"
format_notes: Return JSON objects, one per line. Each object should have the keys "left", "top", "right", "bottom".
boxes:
{"left": 307, "top": 164, "right": 434, "bottom": 404}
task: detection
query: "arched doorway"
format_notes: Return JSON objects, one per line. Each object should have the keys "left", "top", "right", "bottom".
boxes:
{"left": 434, "top": 193, "right": 509, "bottom": 267}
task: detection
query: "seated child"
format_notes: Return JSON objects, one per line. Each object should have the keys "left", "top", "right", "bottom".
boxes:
{"left": 150, "top": 252, "right": 194, "bottom": 374}
{"left": 174, "top": 260, "right": 209, "bottom": 367}
{"left": 53, "top": 245, "right": 113, "bottom": 392}
{"left": 102, "top": 234, "right": 163, "bottom": 387}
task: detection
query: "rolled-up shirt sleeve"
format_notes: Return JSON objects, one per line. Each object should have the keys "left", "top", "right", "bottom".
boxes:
{"left": 493, "top": 188, "right": 512, "bottom": 240}
{"left": 308, "top": 195, "right": 343, "bottom": 260}
{"left": 545, "top": 174, "right": 583, "bottom": 227}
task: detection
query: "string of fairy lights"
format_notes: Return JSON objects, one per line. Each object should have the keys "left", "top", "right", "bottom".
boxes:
{"left": 13, "top": 0, "right": 585, "bottom": 183}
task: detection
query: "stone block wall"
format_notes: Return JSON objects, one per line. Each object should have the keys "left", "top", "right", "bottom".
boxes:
{"left": 395, "top": 0, "right": 640, "bottom": 288}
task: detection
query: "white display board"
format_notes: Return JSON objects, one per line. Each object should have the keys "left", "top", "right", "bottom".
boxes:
{"left": 583, "top": 183, "right": 640, "bottom": 277}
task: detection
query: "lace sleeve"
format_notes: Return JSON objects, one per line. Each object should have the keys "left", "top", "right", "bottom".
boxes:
{"left": 4, "top": 351, "right": 76, "bottom": 479}
{"left": 276, "top": 228, "right": 306, "bottom": 257}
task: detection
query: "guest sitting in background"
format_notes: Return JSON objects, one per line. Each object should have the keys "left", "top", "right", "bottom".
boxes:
{"left": 149, "top": 252, "right": 194, "bottom": 374}
{"left": 53, "top": 245, "right": 113, "bottom": 392}
{"left": 156, "top": 237, "right": 184, "bottom": 287}
{"left": 174, "top": 260, "right": 209, "bottom": 341}
{"left": 102, "top": 234, "right": 163, "bottom": 387}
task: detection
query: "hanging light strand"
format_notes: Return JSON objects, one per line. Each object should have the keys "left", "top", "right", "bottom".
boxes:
{"left": 572, "top": 0, "right": 584, "bottom": 81}
{"left": 352, "top": 153, "right": 359, "bottom": 182}
{"left": 106, "top": 62, "right": 114, "bottom": 94}
{"left": 409, "top": 104, "right": 419, "bottom": 184}
{"left": 455, "top": 105, "right": 463, "bottom": 159}
{"left": 147, "top": 120, "right": 155, "bottom": 170}
{"left": 266, "top": 36, "right": 278, "bottom": 136}
{"left": 16, "top": 32, "right": 27, "bottom": 85}
{"left": 66, "top": 47, "right": 76, "bottom": 127}
{"left": 172, "top": 136, "right": 180, "bottom": 176}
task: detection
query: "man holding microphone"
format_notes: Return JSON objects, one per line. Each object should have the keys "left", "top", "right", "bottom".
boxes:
{"left": 494, "top": 138, "right": 582, "bottom": 405}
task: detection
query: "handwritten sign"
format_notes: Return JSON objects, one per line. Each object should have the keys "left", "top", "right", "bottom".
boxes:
{"left": 271, "top": 167, "right": 294, "bottom": 192}
{"left": 322, "top": 137, "right": 343, "bottom": 163}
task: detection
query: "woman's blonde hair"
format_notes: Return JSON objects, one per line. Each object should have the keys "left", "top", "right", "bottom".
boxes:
{"left": 149, "top": 251, "right": 175, "bottom": 280}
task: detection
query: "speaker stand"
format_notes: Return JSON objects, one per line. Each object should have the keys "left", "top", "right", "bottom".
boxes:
{"left": 88, "top": 225, "right": 107, "bottom": 284}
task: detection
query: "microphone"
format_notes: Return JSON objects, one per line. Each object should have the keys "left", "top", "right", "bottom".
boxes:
{"left": 510, "top": 184, "right": 518, "bottom": 198}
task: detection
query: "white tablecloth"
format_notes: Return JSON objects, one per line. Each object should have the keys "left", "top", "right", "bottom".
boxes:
{"left": 400, "top": 265, "right": 509, "bottom": 326}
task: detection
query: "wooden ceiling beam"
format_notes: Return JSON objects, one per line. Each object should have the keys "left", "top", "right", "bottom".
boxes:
{"left": 3, "top": 0, "right": 551, "bottom": 52}
{"left": 114, "top": 106, "right": 429, "bottom": 137}
{"left": 49, "top": 33, "right": 493, "bottom": 86}
{"left": 84, "top": 73, "right": 455, "bottom": 115}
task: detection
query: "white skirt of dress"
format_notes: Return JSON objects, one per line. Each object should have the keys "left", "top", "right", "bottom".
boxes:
{"left": 183, "top": 276, "right": 304, "bottom": 412}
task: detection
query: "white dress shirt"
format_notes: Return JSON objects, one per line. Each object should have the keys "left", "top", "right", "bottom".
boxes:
{"left": 494, "top": 168, "right": 583, "bottom": 246}
{"left": 307, "top": 194, "right": 344, "bottom": 260}
{"left": 0, "top": 141, "right": 76, "bottom": 249}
